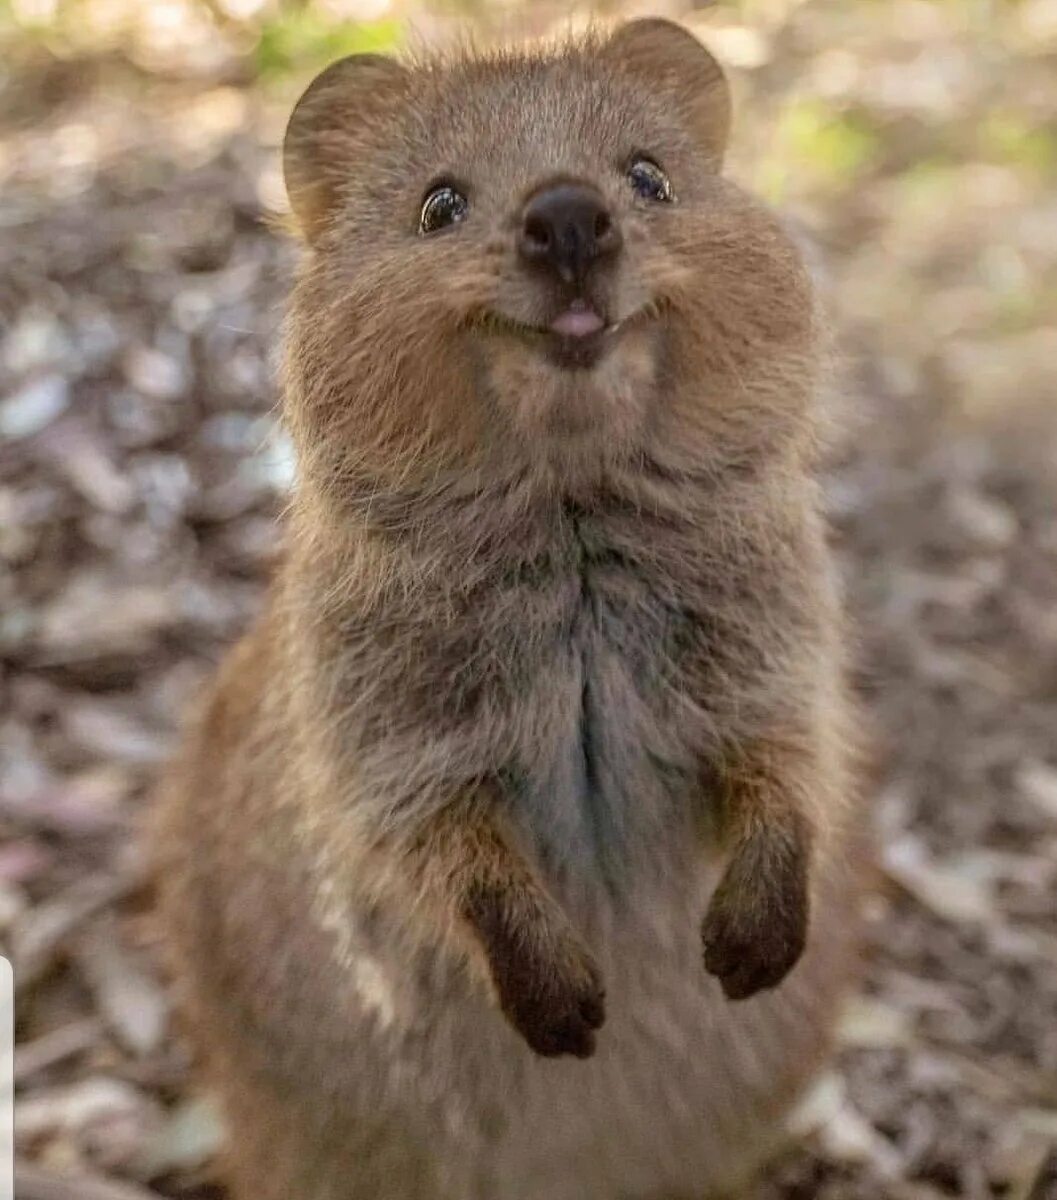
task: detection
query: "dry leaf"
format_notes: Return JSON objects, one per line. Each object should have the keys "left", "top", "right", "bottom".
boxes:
{"left": 75, "top": 916, "right": 169, "bottom": 1058}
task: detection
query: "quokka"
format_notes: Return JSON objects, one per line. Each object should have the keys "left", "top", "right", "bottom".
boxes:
{"left": 154, "top": 19, "right": 864, "bottom": 1199}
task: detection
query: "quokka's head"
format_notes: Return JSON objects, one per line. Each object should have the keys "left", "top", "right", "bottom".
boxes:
{"left": 282, "top": 20, "right": 820, "bottom": 496}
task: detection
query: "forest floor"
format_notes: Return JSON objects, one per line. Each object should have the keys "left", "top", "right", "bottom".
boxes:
{"left": 2, "top": 2, "right": 1057, "bottom": 1197}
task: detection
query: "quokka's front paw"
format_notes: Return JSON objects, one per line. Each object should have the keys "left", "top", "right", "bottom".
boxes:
{"left": 495, "top": 940, "right": 606, "bottom": 1059}
{"left": 701, "top": 826, "right": 810, "bottom": 1001}
{"left": 464, "top": 885, "right": 606, "bottom": 1058}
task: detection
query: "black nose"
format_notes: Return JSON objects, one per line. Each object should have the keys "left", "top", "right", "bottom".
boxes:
{"left": 518, "top": 183, "right": 622, "bottom": 286}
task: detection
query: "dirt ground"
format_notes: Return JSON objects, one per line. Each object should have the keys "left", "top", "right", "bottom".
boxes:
{"left": 2, "top": 2, "right": 1056, "bottom": 1198}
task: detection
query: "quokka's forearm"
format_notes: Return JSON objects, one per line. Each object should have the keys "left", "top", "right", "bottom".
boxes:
{"left": 398, "top": 793, "right": 606, "bottom": 1058}
{"left": 700, "top": 729, "right": 825, "bottom": 1000}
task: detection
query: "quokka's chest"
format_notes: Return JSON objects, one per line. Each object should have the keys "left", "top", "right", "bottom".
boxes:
{"left": 350, "top": 546, "right": 704, "bottom": 739}
{"left": 445, "top": 556, "right": 716, "bottom": 879}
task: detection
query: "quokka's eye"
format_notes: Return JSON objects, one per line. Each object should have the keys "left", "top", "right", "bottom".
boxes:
{"left": 419, "top": 184, "right": 469, "bottom": 234}
{"left": 627, "top": 158, "right": 674, "bottom": 203}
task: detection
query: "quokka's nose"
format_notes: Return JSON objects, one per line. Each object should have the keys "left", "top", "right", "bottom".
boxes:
{"left": 518, "top": 183, "right": 622, "bottom": 286}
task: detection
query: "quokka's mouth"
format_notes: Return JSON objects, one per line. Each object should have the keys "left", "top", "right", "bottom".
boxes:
{"left": 472, "top": 300, "right": 661, "bottom": 371}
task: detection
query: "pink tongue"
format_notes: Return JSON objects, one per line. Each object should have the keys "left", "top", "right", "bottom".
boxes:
{"left": 550, "top": 307, "right": 605, "bottom": 338}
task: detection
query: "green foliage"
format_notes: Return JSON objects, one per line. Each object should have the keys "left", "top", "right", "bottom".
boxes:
{"left": 254, "top": 10, "right": 403, "bottom": 79}
{"left": 756, "top": 97, "right": 881, "bottom": 202}
{"left": 895, "top": 160, "right": 961, "bottom": 210}
{"left": 778, "top": 99, "right": 880, "bottom": 183}
{"left": 981, "top": 112, "right": 1057, "bottom": 177}
{"left": 993, "top": 281, "right": 1057, "bottom": 331}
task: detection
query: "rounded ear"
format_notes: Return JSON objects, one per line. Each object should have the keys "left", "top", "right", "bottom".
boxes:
{"left": 283, "top": 53, "right": 408, "bottom": 242}
{"left": 605, "top": 19, "right": 731, "bottom": 166}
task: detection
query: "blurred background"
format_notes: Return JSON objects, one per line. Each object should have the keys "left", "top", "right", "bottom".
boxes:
{"left": 1, "top": 1, "right": 1056, "bottom": 1197}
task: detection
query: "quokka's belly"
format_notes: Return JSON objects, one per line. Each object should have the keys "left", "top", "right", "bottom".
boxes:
{"left": 411, "top": 674, "right": 860, "bottom": 1199}
{"left": 192, "top": 824, "right": 857, "bottom": 1200}
{"left": 416, "top": 848, "right": 857, "bottom": 1200}
{"left": 175, "top": 756, "right": 858, "bottom": 1200}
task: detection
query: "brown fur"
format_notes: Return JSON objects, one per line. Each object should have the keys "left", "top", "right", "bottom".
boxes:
{"left": 153, "top": 20, "right": 863, "bottom": 1200}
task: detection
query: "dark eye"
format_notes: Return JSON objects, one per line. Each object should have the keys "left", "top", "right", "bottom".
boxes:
{"left": 627, "top": 158, "right": 673, "bottom": 203}
{"left": 419, "top": 184, "right": 468, "bottom": 234}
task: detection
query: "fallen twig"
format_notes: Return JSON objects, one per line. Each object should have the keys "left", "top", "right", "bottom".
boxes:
{"left": 13, "top": 1018, "right": 102, "bottom": 1085}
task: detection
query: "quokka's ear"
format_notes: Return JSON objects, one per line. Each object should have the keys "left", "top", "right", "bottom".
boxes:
{"left": 604, "top": 19, "right": 731, "bottom": 166}
{"left": 283, "top": 53, "right": 409, "bottom": 243}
